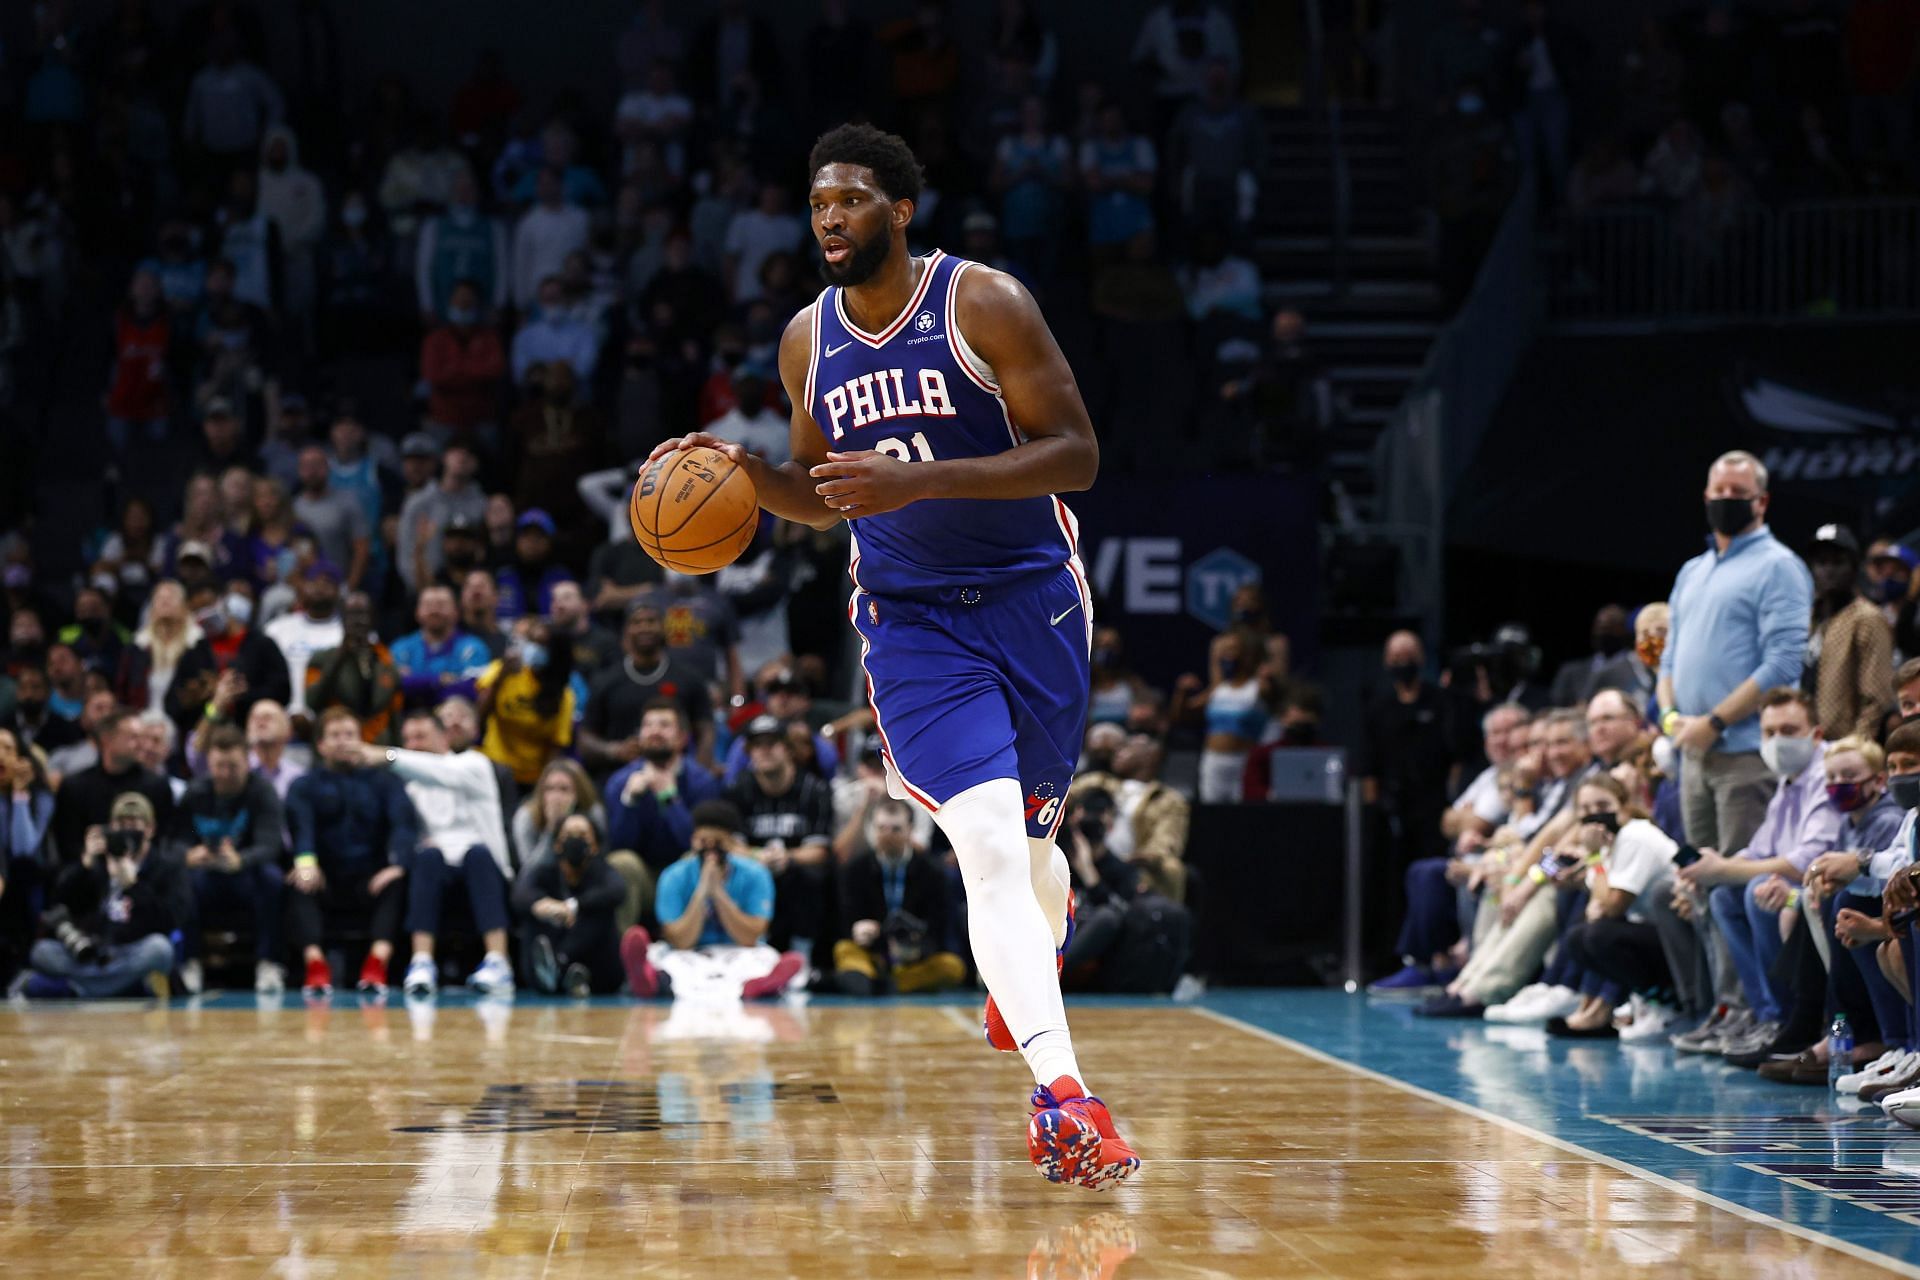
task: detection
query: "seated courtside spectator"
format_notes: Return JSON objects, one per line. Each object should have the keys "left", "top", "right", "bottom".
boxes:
{"left": 285, "top": 709, "right": 417, "bottom": 996}
{"left": 358, "top": 709, "right": 515, "bottom": 998}
{"left": 23, "top": 792, "right": 182, "bottom": 999}
{"left": 176, "top": 726, "right": 287, "bottom": 995}
{"left": 728, "top": 714, "right": 834, "bottom": 959}
{"left": 513, "top": 811, "right": 626, "bottom": 995}
{"left": 619, "top": 800, "right": 805, "bottom": 1001}
{"left": 831, "top": 799, "right": 966, "bottom": 995}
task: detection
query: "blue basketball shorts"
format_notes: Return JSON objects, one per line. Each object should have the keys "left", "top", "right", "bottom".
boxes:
{"left": 851, "top": 562, "right": 1093, "bottom": 840}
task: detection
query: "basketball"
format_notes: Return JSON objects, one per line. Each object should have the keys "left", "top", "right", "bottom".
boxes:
{"left": 629, "top": 446, "right": 760, "bottom": 574}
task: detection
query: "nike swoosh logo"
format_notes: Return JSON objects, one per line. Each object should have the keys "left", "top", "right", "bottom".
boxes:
{"left": 1051, "top": 602, "right": 1081, "bottom": 626}
{"left": 824, "top": 341, "right": 851, "bottom": 357}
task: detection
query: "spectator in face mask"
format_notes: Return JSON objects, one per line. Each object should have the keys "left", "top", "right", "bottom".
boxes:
{"left": 1171, "top": 630, "right": 1268, "bottom": 803}
{"left": 1088, "top": 627, "right": 1153, "bottom": 727}
{"left": 171, "top": 582, "right": 291, "bottom": 742}
{"left": 1674, "top": 690, "right": 1849, "bottom": 1056}
{"left": 1866, "top": 540, "right": 1920, "bottom": 662}
{"left": 477, "top": 617, "right": 575, "bottom": 788}
{"left": 514, "top": 811, "right": 626, "bottom": 994}
{"left": 1805, "top": 524, "right": 1893, "bottom": 740}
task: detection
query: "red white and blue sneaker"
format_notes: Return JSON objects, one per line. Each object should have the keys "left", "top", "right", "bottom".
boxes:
{"left": 1027, "top": 1076, "right": 1140, "bottom": 1190}
{"left": 985, "top": 893, "right": 1076, "bottom": 1051}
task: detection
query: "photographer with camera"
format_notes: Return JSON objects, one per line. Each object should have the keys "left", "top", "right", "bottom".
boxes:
{"left": 512, "top": 811, "right": 626, "bottom": 995}
{"left": 831, "top": 798, "right": 966, "bottom": 996}
{"left": 1057, "top": 790, "right": 1192, "bottom": 994}
{"left": 19, "top": 792, "right": 181, "bottom": 998}
{"left": 619, "top": 800, "right": 805, "bottom": 1000}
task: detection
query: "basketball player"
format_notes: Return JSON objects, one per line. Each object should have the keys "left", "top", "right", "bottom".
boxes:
{"left": 647, "top": 124, "right": 1137, "bottom": 1189}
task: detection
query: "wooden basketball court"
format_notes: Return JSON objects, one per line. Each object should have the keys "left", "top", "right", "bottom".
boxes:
{"left": 0, "top": 995, "right": 1907, "bottom": 1277}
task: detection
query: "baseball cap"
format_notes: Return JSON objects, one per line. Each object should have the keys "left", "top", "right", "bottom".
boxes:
{"left": 743, "top": 713, "right": 785, "bottom": 742}
{"left": 516, "top": 508, "right": 557, "bottom": 537}
{"left": 1811, "top": 523, "right": 1861, "bottom": 559}
{"left": 401, "top": 431, "right": 439, "bottom": 458}
{"left": 305, "top": 558, "right": 343, "bottom": 584}
{"left": 444, "top": 512, "right": 481, "bottom": 537}
{"left": 1871, "top": 542, "right": 1920, "bottom": 569}
{"left": 202, "top": 397, "right": 236, "bottom": 420}
{"left": 176, "top": 540, "right": 214, "bottom": 566}
{"left": 110, "top": 792, "right": 155, "bottom": 826}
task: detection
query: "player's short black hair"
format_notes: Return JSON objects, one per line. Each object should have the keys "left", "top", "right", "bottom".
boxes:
{"left": 808, "top": 123, "right": 924, "bottom": 204}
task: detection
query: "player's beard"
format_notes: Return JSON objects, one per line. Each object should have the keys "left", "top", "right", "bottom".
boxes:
{"left": 819, "top": 227, "right": 892, "bottom": 287}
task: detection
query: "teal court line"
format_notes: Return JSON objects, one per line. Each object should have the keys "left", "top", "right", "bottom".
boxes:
{"left": 1198, "top": 988, "right": 1920, "bottom": 1275}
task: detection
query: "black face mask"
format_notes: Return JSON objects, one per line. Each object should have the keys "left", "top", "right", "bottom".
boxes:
{"left": 1387, "top": 661, "right": 1421, "bottom": 686}
{"left": 79, "top": 617, "right": 107, "bottom": 636}
{"left": 1076, "top": 817, "right": 1107, "bottom": 846}
{"left": 1280, "top": 720, "right": 1318, "bottom": 745}
{"left": 16, "top": 698, "right": 44, "bottom": 719}
{"left": 445, "top": 547, "right": 480, "bottom": 571}
{"left": 1592, "top": 631, "right": 1627, "bottom": 658}
{"left": 558, "top": 836, "right": 591, "bottom": 867}
{"left": 1584, "top": 810, "right": 1620, "bottom": 834}
{"left": 1705, "top": 497, "right": 1756, "bottom": 537}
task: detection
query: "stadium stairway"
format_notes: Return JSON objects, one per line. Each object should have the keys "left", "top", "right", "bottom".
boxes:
{"left": 1253, "top": 105, "right": 1442, "bottom": 527}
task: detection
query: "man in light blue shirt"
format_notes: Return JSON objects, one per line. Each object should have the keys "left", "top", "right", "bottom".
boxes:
{"left": 1656, "top": 451, "right": 1812, "bottom": 1033}
{"left": 1659, "top": 451, "right": 1813, "bottom": 855}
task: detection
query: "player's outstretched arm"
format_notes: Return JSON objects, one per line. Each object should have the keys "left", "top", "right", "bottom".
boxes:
{"left": 809, "top": 267, "right": 1097, "bottom": 514}
{"left": 642, "top": 305, "right": 842, "bottom": 532}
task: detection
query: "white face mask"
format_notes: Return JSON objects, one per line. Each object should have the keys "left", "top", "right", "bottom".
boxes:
{"left": 223, "top": 592, "right": 254, "bottom": 628}
{"left": 1650, "top": 734, "right": 1676, "bottom": 777}
{"left": 1760, "top": 733, "right": 1818, "bottom": 779}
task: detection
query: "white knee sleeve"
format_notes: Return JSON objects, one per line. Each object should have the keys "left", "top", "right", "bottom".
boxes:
{"left": 1029, "top": 837, "right": 1072, "bottom": 949}
{"left": 936, "top": 779, "right": 1082, "bottom": 1087}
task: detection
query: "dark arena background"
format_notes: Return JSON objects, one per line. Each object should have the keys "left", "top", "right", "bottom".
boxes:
{"left": 3, "top": 0, "right": 1920, "bottom": 1274}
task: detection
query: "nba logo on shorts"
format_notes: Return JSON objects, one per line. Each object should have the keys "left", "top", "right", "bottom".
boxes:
{"left": 915, "top": 310, "right": 936, "bottom": 333}
{"left": 868, "top": 599, "right": 879, "bottom": 624}
{"left": 1025, "top": 781, "right": 1059, "bottom": 826}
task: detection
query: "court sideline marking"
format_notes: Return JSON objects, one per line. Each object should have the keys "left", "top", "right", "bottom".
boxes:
{"left": 1191, "top": 1006, "right": 1920, "bottom": 1279}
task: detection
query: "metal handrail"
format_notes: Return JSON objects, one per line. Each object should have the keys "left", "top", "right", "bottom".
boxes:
{"left": 1550, "top": 198, "right": 1920, "bottom": 326}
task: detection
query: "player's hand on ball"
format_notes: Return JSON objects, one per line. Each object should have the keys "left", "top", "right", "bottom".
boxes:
{"left": 644, "top": 432, "right": 745, "bottom": 468}
{"left": 810, "top": 451, "right": 924, "bottom": 517}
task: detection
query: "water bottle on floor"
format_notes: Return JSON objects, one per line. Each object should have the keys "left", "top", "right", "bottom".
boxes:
{"left": 1829, "top": 1014, "right": 1853, "bottom": 1091}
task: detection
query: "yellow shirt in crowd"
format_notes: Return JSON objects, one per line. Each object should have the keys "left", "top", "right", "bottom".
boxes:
{"left": 477, "top": 661, "right": 575, "bottom": 785}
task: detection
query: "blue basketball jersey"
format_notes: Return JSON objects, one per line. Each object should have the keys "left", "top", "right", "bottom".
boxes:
{"left": 805, "top": 250, "right": 1081, "bottom": 601}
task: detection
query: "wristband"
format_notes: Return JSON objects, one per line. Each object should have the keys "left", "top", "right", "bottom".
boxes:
{"left": 1660, "top": 709, "right": 1680, "bottom": 736}
{"left": 294, "top": 853, "right": 318, "bottom": 868}
{"left": 205, "top": 701, "right": 222, "bottom": 722}
{"left": 1526, "top": 865, "right": 1549, "bottom": 886}
{"left": 1708, "top": 713, "right": 1728, "bottom": 734}
{"left": 1784, "top": 888, "right": 1801, "bottom": 911}
{"left": 1504, "top": 872, "right": 1522, "bottom": 887}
